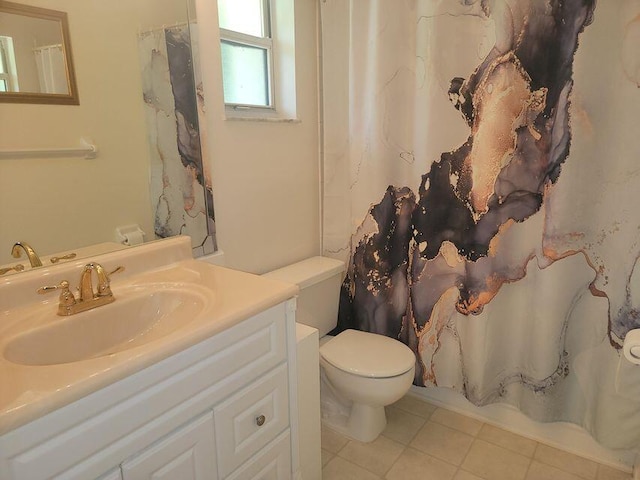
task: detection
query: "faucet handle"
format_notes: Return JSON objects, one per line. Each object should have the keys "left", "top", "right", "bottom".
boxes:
{"left": 37, "top": 280, "right": 68, "bottom": 294}
{"left": 0, "top": 264, "right": 25, "bottom": 276}
{"left": 37, "top": 280, "right": 77, "bottom": 308}
{"left": 108, "top": 266, "right": 125, "bottom": 277}
{"left": 96, "top": 265, "right": 125, "bottom": 297}
{"left": 50, "top": 253, "right": 77, "bottom": 264}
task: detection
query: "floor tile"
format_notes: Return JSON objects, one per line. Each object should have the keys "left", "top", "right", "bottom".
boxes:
{"left": 430, "top": 408, "right": 483, "bottom": 436}
{"left": 383, "top": 405, "right": 427, "bottom": 444}
{"left": 385, "top": 447, "right": 457, "bottom": 480}
{"left": 534, "top": 444, "right": 599, "bottom": 479}
{"left": 454, "top": 470, "right": 485, "bottom": 480}
{"left": 597, "top": 465, "right": 633, "bottom": 480}
{"left": 338, "top": 435, "right": 405, "bottom": 476}
{"left": 321, "top": 394, "right": 632, "bottom": 480}
{"left": 391, "top": 394, "right": 437, "bottom": 418}
{"left": 526, "top": 460, "right": 584, "bottom": 480}
{"left": 322, "top": 448, "right": 335, "bottom": 467}
{"left": 461, "top": 439, "right": 531, "bottom": 480}
{"left": 410, "top": 421, "right": 474, "bottom": 466}
{"left": 322, "top": 425, "right": 349, "bottom": 454}
{"left": 323, "top": 456, "right": 382, "bottom": 480}
{"left": 478, "top": 423, "right": 538, "bottom": 457}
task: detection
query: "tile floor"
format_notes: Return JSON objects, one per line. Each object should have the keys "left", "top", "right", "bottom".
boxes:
{"left": 321, "top": 394, "right": 632, "bottom": 480}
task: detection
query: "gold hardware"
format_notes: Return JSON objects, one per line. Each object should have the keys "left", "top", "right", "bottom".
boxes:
{"left": 37, "top": 280, "right": 77, "bottom": 315}
{"left": 50, "top": 253, "right": 77, "bottom": 264}
{"left": 11, "top": 242, "right": 42, "bottom": 267}
{"left": 256, "top": 415, "right": 266, "bottom": 426}
{"left": 37, "top": 263, "right": 125, "bottom": 316}
{"left": 80, "top": 263, "right": 124, "bottom": 300}
{"left": 0, "top": 263, "right": 25, "bottom": 276}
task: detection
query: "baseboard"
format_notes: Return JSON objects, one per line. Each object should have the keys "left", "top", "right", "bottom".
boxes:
{"left": 410, "top": 386, "right": 637, "bottom": 473}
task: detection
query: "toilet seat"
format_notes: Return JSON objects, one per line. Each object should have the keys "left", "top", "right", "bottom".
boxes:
{"left": 320, "top": 329, "right": 415, "bottom": 378}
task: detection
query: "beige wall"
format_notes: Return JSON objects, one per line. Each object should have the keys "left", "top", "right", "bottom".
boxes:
{"left": 0, "top": 0, "right": 320, "bottom": 272}
{"left": 194, "top": 0, "right": 321, "bottom": 274}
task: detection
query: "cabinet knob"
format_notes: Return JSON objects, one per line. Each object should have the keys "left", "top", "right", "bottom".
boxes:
{"left": 256, "top": 414, "right": 266, "bottom": 426}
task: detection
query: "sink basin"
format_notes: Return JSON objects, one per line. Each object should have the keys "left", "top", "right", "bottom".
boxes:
{"left": 3, "top": 285, "right": 208, "bottom": 366}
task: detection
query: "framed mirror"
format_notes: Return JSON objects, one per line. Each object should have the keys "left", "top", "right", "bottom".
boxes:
{"left": 0, "top": 0, "right": 79, "bottom": 104}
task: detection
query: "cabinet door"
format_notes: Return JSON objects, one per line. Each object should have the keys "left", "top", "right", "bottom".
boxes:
{"left": 225, "top": 431, "right": 291, "bottom": 480}
{"left": 214, "top": 365, "right": 290, "bottom": 477}
{"left": 121, "top": 411, "right": 216, "bottom": 480}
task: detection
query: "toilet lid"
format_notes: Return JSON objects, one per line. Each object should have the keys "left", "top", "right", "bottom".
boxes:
{"left": 320, "top": 329, "right": 415, "bottom": 378}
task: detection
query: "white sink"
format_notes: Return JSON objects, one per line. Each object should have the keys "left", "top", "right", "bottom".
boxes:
{"left": 3, "top": 285, "right": 208, "bottom": 366}
{"left": 0, "top": 236, "right": 298, "bottom": 436}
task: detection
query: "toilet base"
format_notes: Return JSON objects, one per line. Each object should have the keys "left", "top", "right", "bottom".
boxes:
{"left": 321, "top": 404, "right": 387, "bottom": 443}
{"left": 321, "top": 401, "right": 387, "bottom": 443}
{"left": 347, "top": 403, "right": 387, "bottom": 442}
{"left": 320, "top": 369, "right": 388, "bottom": 442}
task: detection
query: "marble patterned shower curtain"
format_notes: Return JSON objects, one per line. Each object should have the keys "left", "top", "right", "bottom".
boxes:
{"left": 321, "top": 0, "right": 640, "bottom": 449}
{"left": 138, "top": 24, "right": 217, "bottom": 256}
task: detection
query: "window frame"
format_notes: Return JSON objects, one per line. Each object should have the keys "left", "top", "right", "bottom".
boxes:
{"left": 218, "top": 0, "right": 275, "bottom": 111}
{"left": 0, "top": 36, "right": 18, "bottom": 92}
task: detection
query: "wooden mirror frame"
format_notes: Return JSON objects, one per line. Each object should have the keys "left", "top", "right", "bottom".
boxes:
{"left": 0, "top": 1, "right": 79, "bottom": 105}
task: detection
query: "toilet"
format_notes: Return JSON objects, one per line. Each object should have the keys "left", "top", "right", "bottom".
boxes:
{"left": 265, "top": 256, "right": 416, "bottom": 443}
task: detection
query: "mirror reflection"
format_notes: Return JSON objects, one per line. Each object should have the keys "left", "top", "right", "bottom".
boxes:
{"left": 0, "top": 0, "right": 216, "bottom": 274}
{"left": 0, "top": 1, "right": 79, "bottom": 104}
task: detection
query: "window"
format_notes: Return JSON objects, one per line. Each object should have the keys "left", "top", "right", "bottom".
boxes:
{"left": 216, "top": 0, "right": 297, "bottom": 120}
{"left": 218, "top": 0, "right": 273, "bottom": 109}
{"left": 0, "top": 36, "right": 18, "bottom": 92}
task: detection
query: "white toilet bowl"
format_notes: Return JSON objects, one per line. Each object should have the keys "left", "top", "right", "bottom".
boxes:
{"left": 319, "top": 329, "right": 416, "bottom": 442}
{"left": 264, "top": 257, "right": 416, "bottom": 443}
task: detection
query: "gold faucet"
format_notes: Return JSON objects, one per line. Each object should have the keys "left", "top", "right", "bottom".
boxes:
{"left": 79, "top": 262, "right": 124, "bottom": 302}
{"left": 0, "top": 263, "right": 25, "bottom": 276}
{"left": 11, "top": 241, "right": 43, "bottom": 267}
{"left": 37, "top": 262, "right": 124, "bottom": 316}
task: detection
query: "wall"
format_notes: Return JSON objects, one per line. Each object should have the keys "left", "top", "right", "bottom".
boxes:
{"left": 195, "top": 0, "right": 320, "bottom": 274}
{"left": 0, "top": 0, "right": 320, "bottom": 273}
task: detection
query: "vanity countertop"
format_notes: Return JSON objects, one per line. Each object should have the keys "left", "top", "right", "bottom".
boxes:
{"left": 0, "top": 237, "right": 298, "bottom": 435}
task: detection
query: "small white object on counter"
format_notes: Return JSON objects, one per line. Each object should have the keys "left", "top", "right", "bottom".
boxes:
{"left": 115, "top": 224, "right": 146, "bottom": 246}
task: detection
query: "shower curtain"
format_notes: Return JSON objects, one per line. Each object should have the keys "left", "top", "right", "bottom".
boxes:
{"left": 33, "top": 44, "right": 67, "bottom": 94}
{"left": 138, "top": 24, "right": 217, "bottom": 257}
{"left": 321, "top": 0, "right": 640, "bottom": 449}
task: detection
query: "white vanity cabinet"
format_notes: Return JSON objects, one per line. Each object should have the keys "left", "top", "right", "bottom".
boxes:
{"left": 120, "top": 411, "right": 216, "bottom": 480}
{"left": 0, "top": 300, "right": 299, "bottom": 480}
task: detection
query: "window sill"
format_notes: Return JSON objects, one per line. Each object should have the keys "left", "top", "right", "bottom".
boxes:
{"left": 224, "top": 103, "right": 298, "bottom": 123}
{"left": 223, "top": 115, "right": 301, "bottom": 123}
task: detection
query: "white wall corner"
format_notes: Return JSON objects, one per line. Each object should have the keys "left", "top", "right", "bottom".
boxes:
{"left": 197, "top": 249, "right": 226, "bottom": 266}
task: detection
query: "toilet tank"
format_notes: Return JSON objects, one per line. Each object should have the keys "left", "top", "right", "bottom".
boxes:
{"left": 264, "top": 257, "right": 345, "bottom": 336}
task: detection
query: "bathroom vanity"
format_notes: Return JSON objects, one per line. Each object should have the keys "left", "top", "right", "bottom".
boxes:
{"left": 0, "top": 237, "right": 300, "bottom": 479}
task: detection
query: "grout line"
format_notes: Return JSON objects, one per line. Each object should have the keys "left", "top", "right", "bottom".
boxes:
{"left": 523, "top": 456, "right": 534, "bottom": 480}
{"left": 532, "top": 441, "right": 540, "bottom": 460}
{"left": 381, "top": 435, "right": 406, "bottom": 478}
{"left": 336, "top": 437, "right": 350, "bottom": 456}
{"left": 458, "top": 435, "right": 475, "bottom": 471}
{"left": 404, "top": 419, "right": 424, "bottom": 446}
